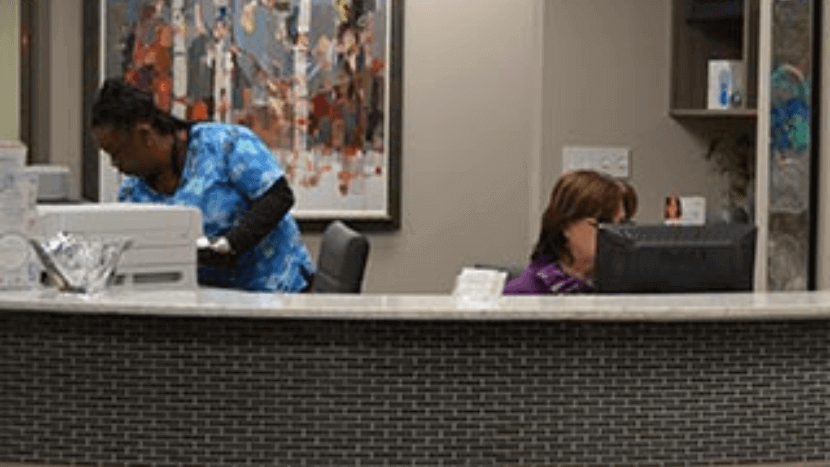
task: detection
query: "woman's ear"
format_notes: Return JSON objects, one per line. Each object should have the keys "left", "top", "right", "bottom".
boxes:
{"left": 134, "top": 122, "right": 154, "bottom": 149}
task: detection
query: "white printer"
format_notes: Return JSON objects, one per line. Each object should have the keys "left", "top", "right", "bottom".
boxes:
{"left": 36, "top": 203, "right": 202, "bottom": 290}
{"left": 24, "top": 164, "right": 72, "bottom": 202}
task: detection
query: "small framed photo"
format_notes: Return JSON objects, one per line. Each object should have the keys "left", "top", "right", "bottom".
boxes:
{"left": 664, "top": 194, "right": 705, "bottom": 226}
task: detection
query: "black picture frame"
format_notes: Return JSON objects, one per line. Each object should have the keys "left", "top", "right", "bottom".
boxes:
{"left": 83, "top": 0, "right": 403, "bottom": 232}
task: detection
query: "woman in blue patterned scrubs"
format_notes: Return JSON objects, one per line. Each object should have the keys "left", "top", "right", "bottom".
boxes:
{"left": 91, "top": 78, "right": 315, "bottom": 292}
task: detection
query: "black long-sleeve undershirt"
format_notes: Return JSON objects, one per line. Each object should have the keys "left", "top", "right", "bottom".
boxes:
{"left": 223, "top": 176, "right": 294, "bottom": 255}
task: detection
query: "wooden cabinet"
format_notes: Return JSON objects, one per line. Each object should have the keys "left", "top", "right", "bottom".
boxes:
{"left": 669, "top": 0, "right": 760, "bottom": 120}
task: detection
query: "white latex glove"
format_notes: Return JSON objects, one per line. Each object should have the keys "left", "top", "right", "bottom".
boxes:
{"left": 196, "top": 236, "right": 234, "bottom": 254}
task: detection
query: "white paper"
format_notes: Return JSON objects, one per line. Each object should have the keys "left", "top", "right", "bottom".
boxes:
{"left": 453, "top": 267, "right": 508, "bottom": 299}
{"left": 680, "top": 196, "right": 706, "bottom": 226}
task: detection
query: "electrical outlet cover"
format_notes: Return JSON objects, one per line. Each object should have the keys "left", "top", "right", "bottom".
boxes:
{"left": 562, "top": 146, "right": 630, "bottom": 178}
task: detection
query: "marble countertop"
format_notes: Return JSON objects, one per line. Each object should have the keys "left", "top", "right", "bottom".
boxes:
{"left": 2, "top": 288, "right": 830, "bottom": 321}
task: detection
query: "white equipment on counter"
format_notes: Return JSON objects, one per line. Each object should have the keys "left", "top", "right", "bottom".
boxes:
{"left": 24, "top": 164, "right": 72, "bottom": 202}
{"left": 0, "top": 141, "right": 39, "bottom": 290}
{"left": 36, "top": 203, "right": 202, "bottom": 290}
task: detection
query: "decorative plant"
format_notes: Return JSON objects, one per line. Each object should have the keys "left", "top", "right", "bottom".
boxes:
{"left": 705, "top": 130, "right": 755, "bottom": 206}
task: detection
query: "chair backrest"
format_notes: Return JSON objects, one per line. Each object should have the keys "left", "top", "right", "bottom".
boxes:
{"left": 310, "top": 220, "right": 370, "bottom": 293}
{"left": 472, "top": 263, "right": 526, "bottom": 282}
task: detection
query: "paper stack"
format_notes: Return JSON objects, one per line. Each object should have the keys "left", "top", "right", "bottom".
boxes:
{"left": 453, "top": 267, "right": 507, "bottom": 308}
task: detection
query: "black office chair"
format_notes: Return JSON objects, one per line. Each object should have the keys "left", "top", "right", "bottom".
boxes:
{"left": 310, "top": 220, "right": 370, "bottom": 293}
{"left": 472, "top": 263, "right": 526, "bottom": 282}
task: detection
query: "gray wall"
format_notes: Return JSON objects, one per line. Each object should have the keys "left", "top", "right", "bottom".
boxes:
{"left": 2, "top": 0, "right": 732, "bottom": 294}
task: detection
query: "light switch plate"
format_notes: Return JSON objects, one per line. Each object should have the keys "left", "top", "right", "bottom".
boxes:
{"left": 562, "top": 146, "right": 630, "bottom": 178}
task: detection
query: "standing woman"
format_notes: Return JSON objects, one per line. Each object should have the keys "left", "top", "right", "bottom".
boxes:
{"left": 92, "top": 78, "right": 315, "bottom": 292}
{"left": 503, "top": 171, "right": 634, "bottom": 295}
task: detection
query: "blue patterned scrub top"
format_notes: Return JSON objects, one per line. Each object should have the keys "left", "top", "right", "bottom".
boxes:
{"left": 118, "top": 122, "right": 315, "bottom": 292}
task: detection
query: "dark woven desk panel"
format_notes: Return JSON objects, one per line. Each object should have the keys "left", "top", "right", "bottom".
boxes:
{"left": 2, "top": 312, "right": 829, "bottom": 466}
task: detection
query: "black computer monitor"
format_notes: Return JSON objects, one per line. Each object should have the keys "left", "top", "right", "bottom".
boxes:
{"left": 595, "top": 223, "right": 757, "bottom": 293}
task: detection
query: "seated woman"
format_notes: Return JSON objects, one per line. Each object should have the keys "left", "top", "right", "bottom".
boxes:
{"left": 503, "top": 170, "right": 636, "bottom": 295}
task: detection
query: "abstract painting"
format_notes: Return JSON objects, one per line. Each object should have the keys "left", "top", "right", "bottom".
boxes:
{"left": 99, "top": 0, "right": 402, "bottom": 229}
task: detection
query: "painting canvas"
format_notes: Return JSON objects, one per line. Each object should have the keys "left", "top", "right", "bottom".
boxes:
{"left": 99, "top": 0, "right": 402, "bottom": 229}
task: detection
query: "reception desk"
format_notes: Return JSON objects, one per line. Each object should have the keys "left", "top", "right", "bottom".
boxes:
{"left": 2, "top": 289, "right": 829, "bottom": 467}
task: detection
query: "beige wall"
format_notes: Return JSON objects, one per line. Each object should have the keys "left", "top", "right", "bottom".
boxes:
{"left": 0, "top": 0, "right": 20, "bottom": 141}
{"left": 6, "top": 0, "right": 83, "bottom": 194}
{"left": 817, "top": 0, "right": 830, "bottom": 289}
{"left": 307, "top": 0, "right": 543, "bottom": 293}
{"left": 542, "top": 0, "right": 726, "bottom": 224}
{"left": 47, "top": 0, "right": 83, "bottom": 200}
{"left": 315, "top": 0, "right": 725, "bottom": 293}
{"left": 4, "top": 0, "right": 542, "bottom": 294}
{"left": 0, "top": 0, "right": 750, "bottom": 293}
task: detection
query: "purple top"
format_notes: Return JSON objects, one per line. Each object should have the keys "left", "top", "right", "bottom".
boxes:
{"left": 502, "top": 259, "right": 595, "bottom": 295}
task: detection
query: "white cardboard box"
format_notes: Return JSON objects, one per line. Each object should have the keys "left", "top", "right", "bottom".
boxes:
{"left": 707, "top": 60, "right": 744, "bottom": 109}
{"left": 24, "top": 165, "right": 71, "bottom": 201}
{"left": 681, "top": 196, "right": 707, "bottom": 226}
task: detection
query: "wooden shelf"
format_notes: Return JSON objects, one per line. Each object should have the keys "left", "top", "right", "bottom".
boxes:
{"left": 670, "top": 0, "right": 759, "bottom": 115}
{"left": 669, "top": 108, "right": 757, "bottom": 119}
{"left": 685, "top": 0, "right": 743, "bottom": 22}
{"left": 686, "top": 15, "right": 743, "bottom": 26}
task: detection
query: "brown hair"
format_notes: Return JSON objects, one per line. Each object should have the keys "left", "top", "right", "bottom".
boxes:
{"left": 531, "top": 171, "right": 624, "bottom": 263}
{"left": 619, "top": 180, "right": 638, "bottom": 221}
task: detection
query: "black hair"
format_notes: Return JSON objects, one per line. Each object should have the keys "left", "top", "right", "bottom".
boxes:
{"left": 91, "top": 78, "right": 190, "bottom": 134}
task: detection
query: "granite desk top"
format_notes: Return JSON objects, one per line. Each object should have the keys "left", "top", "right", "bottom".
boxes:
{"left": 2, "top": 288, "right": 830, "bottom": 321}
